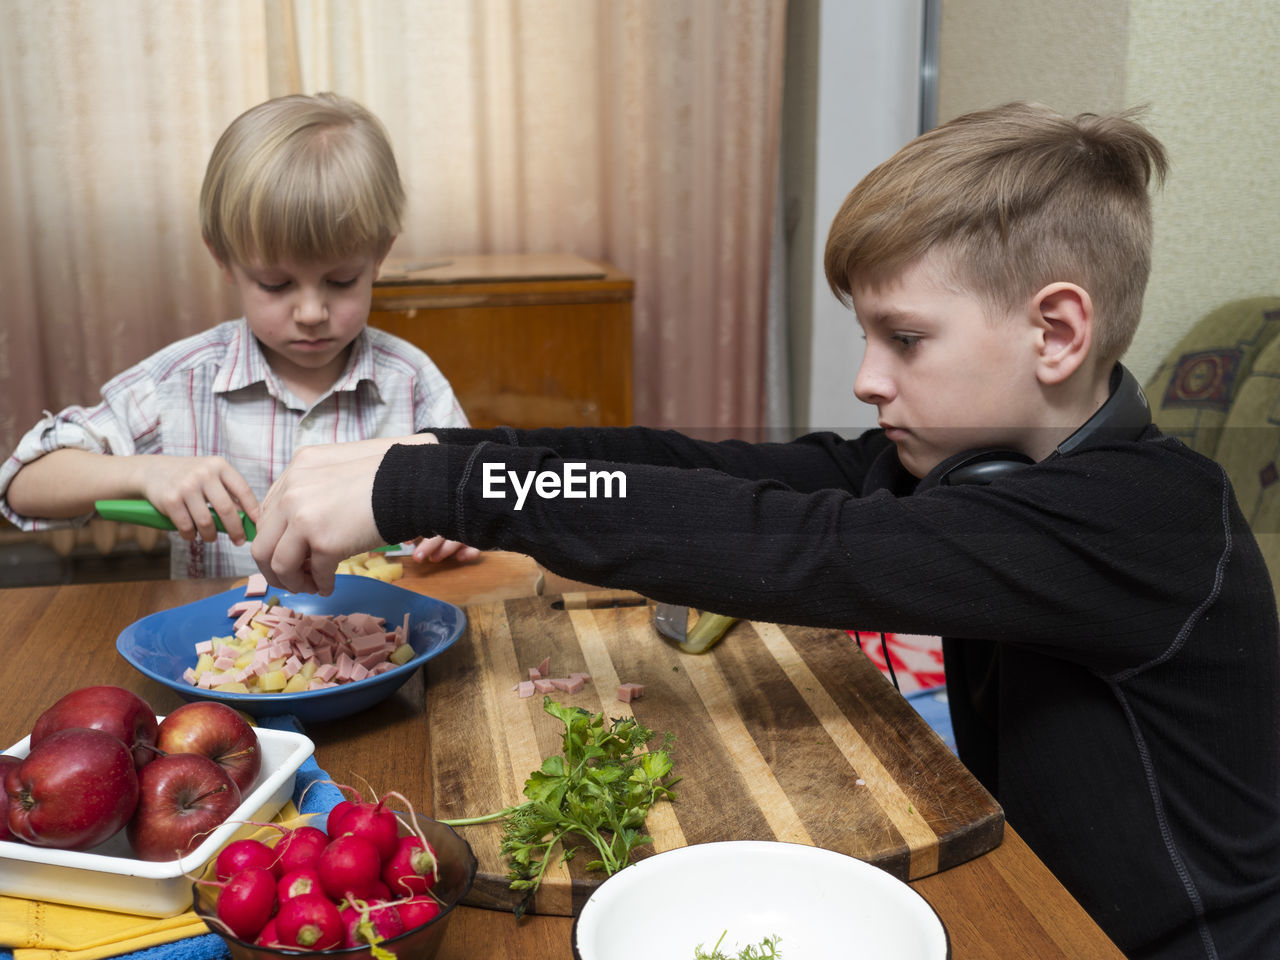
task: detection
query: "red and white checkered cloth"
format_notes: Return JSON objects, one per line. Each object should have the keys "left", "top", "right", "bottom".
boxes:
{"left": 849, "top": 631, "right": 945, "bottom": 695}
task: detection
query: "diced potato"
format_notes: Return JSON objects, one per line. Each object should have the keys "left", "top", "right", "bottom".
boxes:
{"left": 364, "top": 553, "right": 388, "bottom": 568}
{"left": 212, "top": 681, "right": 251, "bottom": 693}
{"left": 259, "top": 670, "right": 288, "bottom": 692}
{"left": 283, "top": 674, "right": 311, "bottom": 693}
{"left": 389, "top": 642, "right": 415, "bottom": 666}
{"left": 366, "top": 563, "right": 403, "bottom": 582}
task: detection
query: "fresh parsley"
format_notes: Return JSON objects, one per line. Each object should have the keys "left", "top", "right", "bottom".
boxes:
{"left": 443, "top": 696, "right": 679, "bottom": 916}
{"left": 695, "top": 931, "right": 783, "bottom": 959}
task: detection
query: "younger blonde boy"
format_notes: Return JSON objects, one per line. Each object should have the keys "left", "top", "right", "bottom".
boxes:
{"left": 1, "top": 93, "right": 471, "bottom": 577}
{"left": 249, "top": 103, "right": 1280, "bottom": 960}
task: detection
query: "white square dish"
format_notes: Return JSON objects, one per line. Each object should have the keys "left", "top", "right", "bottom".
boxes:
{"left": 0, "top": 718, "right": 314, "bottom": 917}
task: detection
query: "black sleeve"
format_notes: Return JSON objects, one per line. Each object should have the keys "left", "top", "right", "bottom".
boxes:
{"left": 373, "top": 435, "right": 1229, "bottom": 672}
{"left": 429, "top": 425, "right": 887, "bottom": 494}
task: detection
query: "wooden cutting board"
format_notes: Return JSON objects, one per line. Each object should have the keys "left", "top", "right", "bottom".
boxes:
{"left": 424, "top": 594, "right": 1004, "bottom": 916}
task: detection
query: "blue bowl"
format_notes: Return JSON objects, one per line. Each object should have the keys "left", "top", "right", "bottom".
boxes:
{"left": 116, "top": 575, "right": 466, "bottom": 724}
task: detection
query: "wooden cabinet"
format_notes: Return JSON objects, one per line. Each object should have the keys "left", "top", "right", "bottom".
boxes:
{"left": 368, "top": 254, "right": 633, "bottom": 429}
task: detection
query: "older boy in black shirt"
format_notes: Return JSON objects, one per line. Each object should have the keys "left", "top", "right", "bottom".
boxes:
{"left": 252, "top": 103, "right": 1280, "bottom": 960}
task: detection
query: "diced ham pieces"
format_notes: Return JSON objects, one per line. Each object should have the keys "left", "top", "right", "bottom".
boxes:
{"left": 616, "top": 682, "right": 645, "bottom": 703}
{"left": 182, "top": 581, "right": 416, "bottom": 694}
{"left": 514, "top": 657, "right": 593, "bottom": 699}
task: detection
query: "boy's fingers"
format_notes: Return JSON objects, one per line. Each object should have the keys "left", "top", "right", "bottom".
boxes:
{"left": 223, "top": 470, "right": 261, "bottom": 521}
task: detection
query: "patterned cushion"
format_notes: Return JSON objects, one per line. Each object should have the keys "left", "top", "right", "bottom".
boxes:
{"left": 1145, "top": 298, "right": 1280, "bottom": 457}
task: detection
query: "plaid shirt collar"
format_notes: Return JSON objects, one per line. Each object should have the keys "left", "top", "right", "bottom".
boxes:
{"left": 212, "top": 319, "right": 381, "bottom": 408}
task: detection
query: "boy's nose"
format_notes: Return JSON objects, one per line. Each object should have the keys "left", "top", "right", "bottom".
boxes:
{"left": 853, "top": 357, "right": 893, "bottom": 406}
{"left": 294, "top": 291, "right": 328, "bottom": 324}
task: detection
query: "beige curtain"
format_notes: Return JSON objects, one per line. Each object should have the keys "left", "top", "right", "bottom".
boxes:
{"left": 0, "top": 0, "right": 787, "bottom": 458}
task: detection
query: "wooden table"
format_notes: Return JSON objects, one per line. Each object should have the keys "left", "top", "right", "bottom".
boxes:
{"left": 0, "top": 553, "right": 1124, "bottom": 959}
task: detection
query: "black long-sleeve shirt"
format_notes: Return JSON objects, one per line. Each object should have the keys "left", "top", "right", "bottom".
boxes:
{"left": 373, "top": 424, "right": 1280, "bottom": 960}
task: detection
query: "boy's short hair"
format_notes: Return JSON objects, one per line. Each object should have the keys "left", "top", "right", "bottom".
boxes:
{"left": 201, "top": 92, "right": 404, "bottom": 266}
{"left": 824, "top": 101, "right": 1168, "bottom": 364}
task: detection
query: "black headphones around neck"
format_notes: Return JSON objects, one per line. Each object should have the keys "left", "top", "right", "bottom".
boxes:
{"left": 940, "top": 364, "right": 1151, "bottom": 486}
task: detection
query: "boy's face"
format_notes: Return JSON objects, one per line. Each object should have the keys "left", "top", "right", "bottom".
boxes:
{"left": 217, "top": 251, "right": 385, "bottom": 400}
{"left": 851, "top": 253, "right": 1043, "bottom": 478}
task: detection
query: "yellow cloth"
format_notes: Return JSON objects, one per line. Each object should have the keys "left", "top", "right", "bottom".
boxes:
{"left": 0, "top": 803, "right": 302, "bottom": 960}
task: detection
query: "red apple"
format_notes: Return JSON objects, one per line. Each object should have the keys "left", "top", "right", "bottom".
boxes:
{"left": 156, "top": 701, "right": 261, "bottom": 795}
{"left": 126, "top": 753, "right": 242, "bottom": 861}
{"left": 30, "top": 685, "right": 159, "bottom": 770}
{"left": 0, "top": 755, "right": 21, "bottom": 842}
{"left": 5, "top": 728, "right": 139, "bottom": 849}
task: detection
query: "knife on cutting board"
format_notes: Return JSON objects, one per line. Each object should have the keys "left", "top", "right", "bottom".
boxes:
{"left": 653, "top": 602, "right": 739, "bottom": 654}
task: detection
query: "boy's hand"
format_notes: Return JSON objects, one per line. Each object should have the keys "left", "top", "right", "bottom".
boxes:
{"left": 412, "top": 535, "right": 481, "bottom": 564}
{"left": 140, "top": 456, "right": 259, "bottom": 545}
{"left": 251, "top": 443, "right": 387, "bottom": 595}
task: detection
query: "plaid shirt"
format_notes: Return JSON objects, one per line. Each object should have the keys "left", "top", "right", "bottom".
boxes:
{"left": 0, "top": 319, "right": 468, "bottom": 577}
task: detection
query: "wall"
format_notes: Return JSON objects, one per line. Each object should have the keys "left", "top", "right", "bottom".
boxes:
{"left": 1124, "top": 2, "right": 1280, "bottom": 381}
{"left": 937, "top": 0, "right": 1280, "bottom": 384}
{"left": 785, "top": 0, "right": 923, "bottom": 434}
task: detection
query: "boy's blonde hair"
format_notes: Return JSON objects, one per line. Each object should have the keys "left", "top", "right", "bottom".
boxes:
{"left": 824, "top": 102, "right": 1167, "bottom": 364}
{"left": 201, "top": 92, "right": 404, "bottom": 266}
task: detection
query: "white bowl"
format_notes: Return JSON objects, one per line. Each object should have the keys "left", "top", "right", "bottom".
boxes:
{"left": 572, "top": 841, "right": 949, "bottom": 960}
{"left": 0, "top": 718, "right": 313, "bottom": 917}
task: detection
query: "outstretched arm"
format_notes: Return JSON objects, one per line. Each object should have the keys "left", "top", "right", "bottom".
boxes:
{"left": 6, "top": 448, "right": 259, "bottom": 545}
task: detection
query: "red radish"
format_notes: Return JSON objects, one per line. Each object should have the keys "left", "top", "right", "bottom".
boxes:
{"left": 329, "top": 798, "right": 398, "bottom": 860}
{"left": 326, "top": 798, "right": 354, "bottom": 837}
{"left": 211, "top": 866, "right": 276, "bottom": 941}
{"left": 277, "top": 867, "right": 323, "bottom": 901}
{"left": 341, "top": 899, "right": 405, "bottom": 948}
{"left": 274, "top": 824, "right": 329, "bottom": 874}
{"left": 382, "top": 834, "right": 439, "bottom": 896}
{"left": 275, "top": 893, "right": 343, "bottom": 949}
{"left": 396, "top": 895, "right": 442, "bottom": 929}
{"left": 216, "top": 838, "right": 276, "bottom": 881}
{"left": 317, "top": 833, "right": 383, "bottom": 900}
{"left": 254, "top": 917, "right": 282, "bottom": 947}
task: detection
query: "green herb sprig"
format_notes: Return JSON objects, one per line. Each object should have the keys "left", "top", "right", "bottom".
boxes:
{"left": 443, "top": 696, "right": 679, "bottom": 916}
{"left": 695, "top": 931, "right": 782, "bottom": 959}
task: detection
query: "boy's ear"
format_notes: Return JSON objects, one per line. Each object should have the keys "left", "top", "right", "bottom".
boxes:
{"left": 1030, "top": 282, "right": 1093, "bottom": 386}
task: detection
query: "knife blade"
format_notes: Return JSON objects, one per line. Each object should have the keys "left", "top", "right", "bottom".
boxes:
{"left": 652, "top": 602, "right": 739, "bottom": 654}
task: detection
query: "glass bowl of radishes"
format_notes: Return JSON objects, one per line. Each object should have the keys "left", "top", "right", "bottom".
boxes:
{"left": 192, "top": 794, "right": 476, "bottom": 960}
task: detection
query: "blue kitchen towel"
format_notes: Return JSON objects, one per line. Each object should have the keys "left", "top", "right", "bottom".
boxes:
{"left": 86, "top": 935, "right": 229, "bottom": 960}
{"left": 905, "top": 686, "right": 956, "bottom": 754}
{"left": 256, "top": 714, "right": 345, "bottom": 815}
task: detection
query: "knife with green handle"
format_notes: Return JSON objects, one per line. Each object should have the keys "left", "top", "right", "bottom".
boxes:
{"left": 93, "top": 498, "right": 402, "bottom": 552}
{"left": 94, "top": 499, "right": 258, "bottom": 540}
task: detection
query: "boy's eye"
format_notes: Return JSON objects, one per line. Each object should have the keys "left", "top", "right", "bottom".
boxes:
{"left": 890, "top": 332, "right": 921, "bottom": 350}
{"left": 329, "top": 277, "right": 359, "bottom": 288}
{"left": 257, "top": 280, "right": 290, "bottom": 293}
